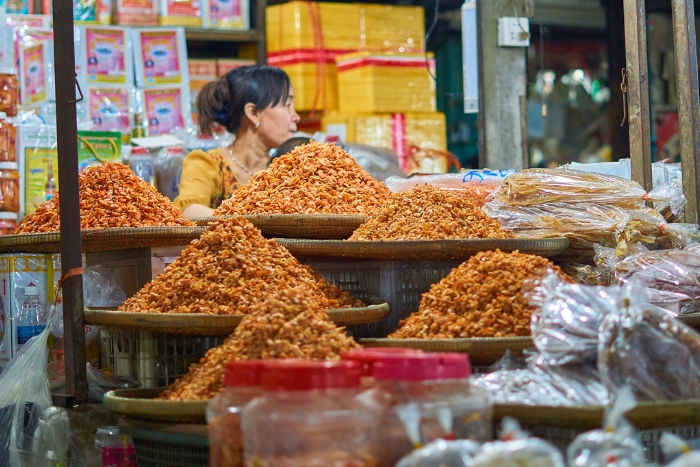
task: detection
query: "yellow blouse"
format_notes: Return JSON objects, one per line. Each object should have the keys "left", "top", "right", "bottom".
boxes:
{"left": 174, "top": 149, "right": 240, "bottom": 211}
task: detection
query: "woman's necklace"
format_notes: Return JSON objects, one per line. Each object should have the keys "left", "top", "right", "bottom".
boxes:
{"left": 228, "top": 147, "right": 253, "bottom": 176}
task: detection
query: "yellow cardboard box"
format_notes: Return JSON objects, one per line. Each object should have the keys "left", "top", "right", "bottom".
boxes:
{"left": 335, "top": 52, "right": 436, "bottom": 114}
{"left": 359, "top": 4, "right": 425, "bottom": 53}
{"left": 268, "top": 51, "right": 339, "bottom": 112}
{"left": 322, "top": 112, "right": 446, "bottom": 152}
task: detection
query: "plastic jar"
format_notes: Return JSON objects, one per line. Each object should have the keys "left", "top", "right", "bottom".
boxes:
{"left": 128, "top": 146, "right": 156, "bottom": 186}
{"left": 0, "top": 162, "right": 19, "bottom": 212}
{"left": 372, "top": 353, "right": 492, "bottom": 466}
{"left": 0, "top": 112, "right": 16, "bottom": 162}
{"left": 0, "top": 68, "right": 18, "bottom": 117}
{"left": 94, "top": 426, "right": 137, "bottom": 467}
{"left": 155, "top": 145, "right": 185, "bottom": 201}
{"left": 0, "top": 212, "right": 18, "bottom": 234}
{"left": 207, "top": 360, "right": 264, "bottom": 467}
{"left": 242, "top": 359, "right": 381, "bottom": 467}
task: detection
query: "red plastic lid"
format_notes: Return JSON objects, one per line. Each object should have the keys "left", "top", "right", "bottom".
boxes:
{"left": 167, "top": 146, "right": 184, "bottom": 154}
{"left": 435, "top": 353, "right": 472, "bottom": 379}
{"left": 224, "top": 360, "right": 264, "bottom": 387}
{"left": 130, "top": 147, "right": 148, "bottom": 155}
{"left": 260, "top": 359, "right": 361, "bottom": 391}
{"left": 373, "top": 353, "right": 442, "bottom": 381}
{"left": 341, "top": 348, "right": 424, "bottom": 377}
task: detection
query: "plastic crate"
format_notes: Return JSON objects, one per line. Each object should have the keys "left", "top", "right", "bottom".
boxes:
{"left": 308, "top": 259, "right": 462, "bottom": 337}
{"left": 120, "top": 426, "right": 209, "bottom": 467}
{"left": 100, "top": 328, "right": 226, "bottom": 388}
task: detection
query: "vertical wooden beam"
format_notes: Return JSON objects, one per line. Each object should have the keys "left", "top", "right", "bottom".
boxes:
{"left": 623, "top": 0, "right": 653, "bottom": 191}
{"left": 672, "top": 0, "right": 700, "bottom": 223}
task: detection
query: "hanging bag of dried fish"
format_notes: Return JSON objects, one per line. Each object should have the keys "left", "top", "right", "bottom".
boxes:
{"left": 213, "top": 141, "right": 393, "bottom": 216}
{"left": 349, "top": 185, "right": 514, "bottom": 241}
{"left": 118, "top": 215, "right": 362, "bottom": 315}
{"left": 17, "top": 162, "right": 194, "bottom": 233}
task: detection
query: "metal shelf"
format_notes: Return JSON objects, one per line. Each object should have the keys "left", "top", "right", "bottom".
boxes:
{"left": 184, "top": 28, "right": 261, "bottom": 42}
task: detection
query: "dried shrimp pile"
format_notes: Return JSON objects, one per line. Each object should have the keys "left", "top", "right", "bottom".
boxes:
{"left": 159, "top": 287, "right": 359, "bottom": 400}
{"left": 390, "top": 250, "right": 571, "bottom": 338}
{"left": 119, "top": 216, "right": 362, "bottom": 315}
{"left": 18, "top": 162, "right": 193, "bottom": 233}
{"left": 349, "top": 185, "right": 514, "bottom": 241}
{"left": 214, "top": 142, "right": 392, "bottom": 216}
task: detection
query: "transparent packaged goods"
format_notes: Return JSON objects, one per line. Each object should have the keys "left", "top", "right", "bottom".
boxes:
{"left": 241, "top": 360, "right": 381, "bottom": 467}
{"left": 207, "top": 361, "right": 263, "bottom": 467}
{"left": 370, "top": 353, "right": 492, "bottom": 466}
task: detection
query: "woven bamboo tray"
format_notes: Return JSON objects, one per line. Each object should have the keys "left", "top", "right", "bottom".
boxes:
{"left": 274, "top": 238, "right": 569, "bottom": 261}
{"left": 494, "top": 400, "right": 700, "bottom": 431}
{"left": 677, "top": 312, "right": 700, "bottom": 329}
{"left": 194, "top": 214, "right": 367, "bottom": 239}
{"left": 359, "top": 337, "right": 533, "bottom": 366}
{"left": 85, "top": 301, "right": 390, "bottom": 335}
{"left": 103, "top": 388, "right": 207, "bottom": 423}
{"left": 0, "top": 226, "right": 206, "bottom": 253}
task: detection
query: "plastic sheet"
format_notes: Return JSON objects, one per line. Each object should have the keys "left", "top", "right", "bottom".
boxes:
{"left": 566, "top": 387, "right": 646, "bottom": 467}
{"left": 598, "top": 293, "right": 700, "bottom": 401}
{"left": 0, "top": 305, "right": 53, "bottom": 466}
{"left": 613, "top": 249, "right": 700, "bottom": 316}
{"left": 470, "top": 358, "right": 610, "bottom": 407}
{"left": 396, "top": 439, "right": 481, "bottom": 467}
{"left": 471, "top": 418, "right": 565, "bottom": 467}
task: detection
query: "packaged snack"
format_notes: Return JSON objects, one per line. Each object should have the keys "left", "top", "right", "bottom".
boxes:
{"left": 0, "top": 68, "right": 18, "bottom": 117}
{"left": 132, "top": 28, "right": 188, "bottom": 87}
{"left": 566, "top": 387, "right": 646, "bottom": 467}
{"left": 206, "top": 0, "right": 249, "bottom": 30}
{"left": 471, "top": 418, "right": 565, "bottom": 467}
{"left": 113, "top": 0, "right": 157, "bottom": 25}
{"left": 139, "top": 87, "right": 189, "bottom": 136}
{"left": 614, "top": 248, "right": 700, "bottom": 316}
{"left": 0, "top": 162, "right": 19, "bottom": 212}
{"left": 79, "top": 26, "right": 133, "bottom": 86}
{"left": 87, "top": 88, "right": 134, "bottom": 137}
{"left": 598, "top": 291, "right": 700, "bottom": 401}
{"left": 18, "top": 41, "right": 47, "bottom": 105}
{"left": 159, "top": 0, "right": 202, "bottom": 27}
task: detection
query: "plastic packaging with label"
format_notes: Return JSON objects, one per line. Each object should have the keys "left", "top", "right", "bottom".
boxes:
{"left": 139, "top": 86, "right": 191, "bottom": 137}
{"left": 132, "top": 27, "right": 189, "bottom": 87}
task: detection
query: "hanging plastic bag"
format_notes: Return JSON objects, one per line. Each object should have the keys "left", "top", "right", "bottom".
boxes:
{"left": 613, "top": 248, "right": 700, "bottom": 316}
{"left": 598, "top": 287, "right": 700, "bottom": 401}
{"left": 0, "top": 306, "right": 53, "bottom": 466}
{"left": 566, "top": 387, "right": 646, "bottom": 467}
{"left": 660, "top": 433, "right": 700, "bottom": 466}
{"left": 396, "top": 439, "right": 481, "bottom": 467}
{"left": 33, "top": 407, "right": 70, "bottom": 467}
{"left": 527, "top": 272, "right": 618, "bottom": 366}
{"left": 471, "top": 418, "right": 565, "bottom": 467}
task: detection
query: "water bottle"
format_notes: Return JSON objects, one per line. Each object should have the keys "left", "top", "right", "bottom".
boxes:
{"left": 17, "top": 284, "right": 45, "bottom": 348}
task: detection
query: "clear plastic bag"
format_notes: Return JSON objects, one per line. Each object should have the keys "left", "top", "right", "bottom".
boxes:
{"left": 649, "top": 181, "right": 686, "bottom": 222}
{"left": 386, "top": 170, "right": 513, "bottom": 193}
{"left": 396, "top": 439, "right": 481, "bottom": 467}
{"left": 566, "top": 387, "right": 646, "bottom": 467}
{"left": 470, "top": 358, "right": 610, "bottom": 407}
{"left": 527, "top": 273, "right": 618, "bottom": 366}
{"left": 660, "top": 433, "right": 700, "bottom": 466}
{"left": 0, "top": 305, "right": 53, "bottom": 466}
{"left": 471, "top": 418, "right": 565, "bottom": 467}
{"left": 598, "top": 291, "right": 700, "bottom": 401}
{"left": 613, "top": 249, "right": 700, "bottom": 316}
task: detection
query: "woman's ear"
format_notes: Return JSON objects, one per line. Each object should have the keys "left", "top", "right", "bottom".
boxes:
{"left": 243, "top": 103, "right": 260, "bottom": 128}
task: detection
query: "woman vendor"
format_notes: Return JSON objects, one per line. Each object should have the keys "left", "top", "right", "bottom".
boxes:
{"left": 174, "top": 65, "right": 300, "bottom": 219}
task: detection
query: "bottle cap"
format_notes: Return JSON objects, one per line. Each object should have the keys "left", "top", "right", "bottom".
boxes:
{"left": 224, "top": 360, "right": 263, "bottom": 387}
{"left": 373, "top": 353, "right": 442, "bottom": 381}
{"left": 130, "top": 147, "right": 148, "bottom": 155}
{"left": 435, "top": 353, "right": 472, "bottom": 379}
{"left": 341, "top": 348, "right": 424, "bottom": 377}
{"left": 167, "top": 146, "right": 184, "bottom": 154}
{"left": 260, "top": 359, "right": 361, "bottom": 391}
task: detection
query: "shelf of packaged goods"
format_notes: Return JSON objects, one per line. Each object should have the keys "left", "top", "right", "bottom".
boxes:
{"left": 184, "top": 28, "right": 261, "bottom": 42}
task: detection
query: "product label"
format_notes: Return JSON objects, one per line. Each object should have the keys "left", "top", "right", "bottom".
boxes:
{"left": 6, "top": 0, "right": 29, "bottom": 15}
{"left": 86, "top": 28, "right": 128, "bottom": 84}
{"left": 143, "top": 88, "right": 184, "bottom": 135}
{"left": 17, "top": 324, "right": 43, "bottom": 345}
{"left": 6, "top": 14, "right": 47, "bottom": 28}
{"left": 74, "top": 0, "right": 98, "bottom": 22}
{"left": 210, "top": 0, "right": 243, "bottom": 28}
{"left": 20, "top": 43, "right": 46, "bottom": 105}
{"left": 140, "top": 31, "right": 181, "bottom": 85}
{"left": 88, "top": 88, "right": 130, "bottom": 133}
{"left": 77, "top": 130, "right": 122, "bottom": 171}
{"left": 120, "top": 0, "right": 155, "bottom": 12}
{"left": 24, "top": 147, "right": 57, "bottom": 215}
{"left": 166, "top": 0, "right": 200, "bottom": 17}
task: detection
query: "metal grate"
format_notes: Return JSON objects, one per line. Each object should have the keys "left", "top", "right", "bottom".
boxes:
{"left": 100, "top": 329, "right": 224, "bottom": 388}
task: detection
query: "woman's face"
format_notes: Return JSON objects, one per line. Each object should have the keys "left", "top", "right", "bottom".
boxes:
{"left": 257, "top": 86, "right": 300, "bottom": 149}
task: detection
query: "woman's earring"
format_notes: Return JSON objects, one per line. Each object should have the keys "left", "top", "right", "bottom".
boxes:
{"left": 255, "top": 122, "right": 260, "bottom": 129}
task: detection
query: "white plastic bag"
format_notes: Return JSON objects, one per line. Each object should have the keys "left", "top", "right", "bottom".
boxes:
{"left": 660, "top": 433, "right": 700, "bottom": 466}
{"left": 396, "top": 439, "right": 481, "bottom": 467}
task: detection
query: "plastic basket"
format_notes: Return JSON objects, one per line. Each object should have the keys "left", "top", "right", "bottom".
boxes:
{"left": 100, "top": 328, "right": 226, "bottom": 388}
{"left": 308, "top": 259, "right": 462, "bottom": 337}
{"left": 120, "top": 426, "right": 209, "bottom": 467}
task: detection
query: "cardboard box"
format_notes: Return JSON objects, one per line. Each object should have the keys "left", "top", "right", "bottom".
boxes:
{"left": 269, "top": 56, "right": 338, "bottom": 112}
{"left": 159, "top": 0, "right": 203, "bottom": 27}
{"left": 216, "top": 58, "right": 255, "bottom": 77}
{"left": 336, "top": 52, "right": 436, "bottom": 114}
{"left": 359, "top": 4, "right": 425, "bottom": 53}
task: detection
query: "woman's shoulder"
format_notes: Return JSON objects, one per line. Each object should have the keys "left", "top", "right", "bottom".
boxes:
{"left": 184, "top": 148, "right": 226, "bottom": 166}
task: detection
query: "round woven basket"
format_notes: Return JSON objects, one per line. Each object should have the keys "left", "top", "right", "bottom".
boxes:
{"left": 194, "top": 214, "right": 368, "bottom": 239}
{"left": 103, "top": 388, "right": 207, "bottom": 423}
